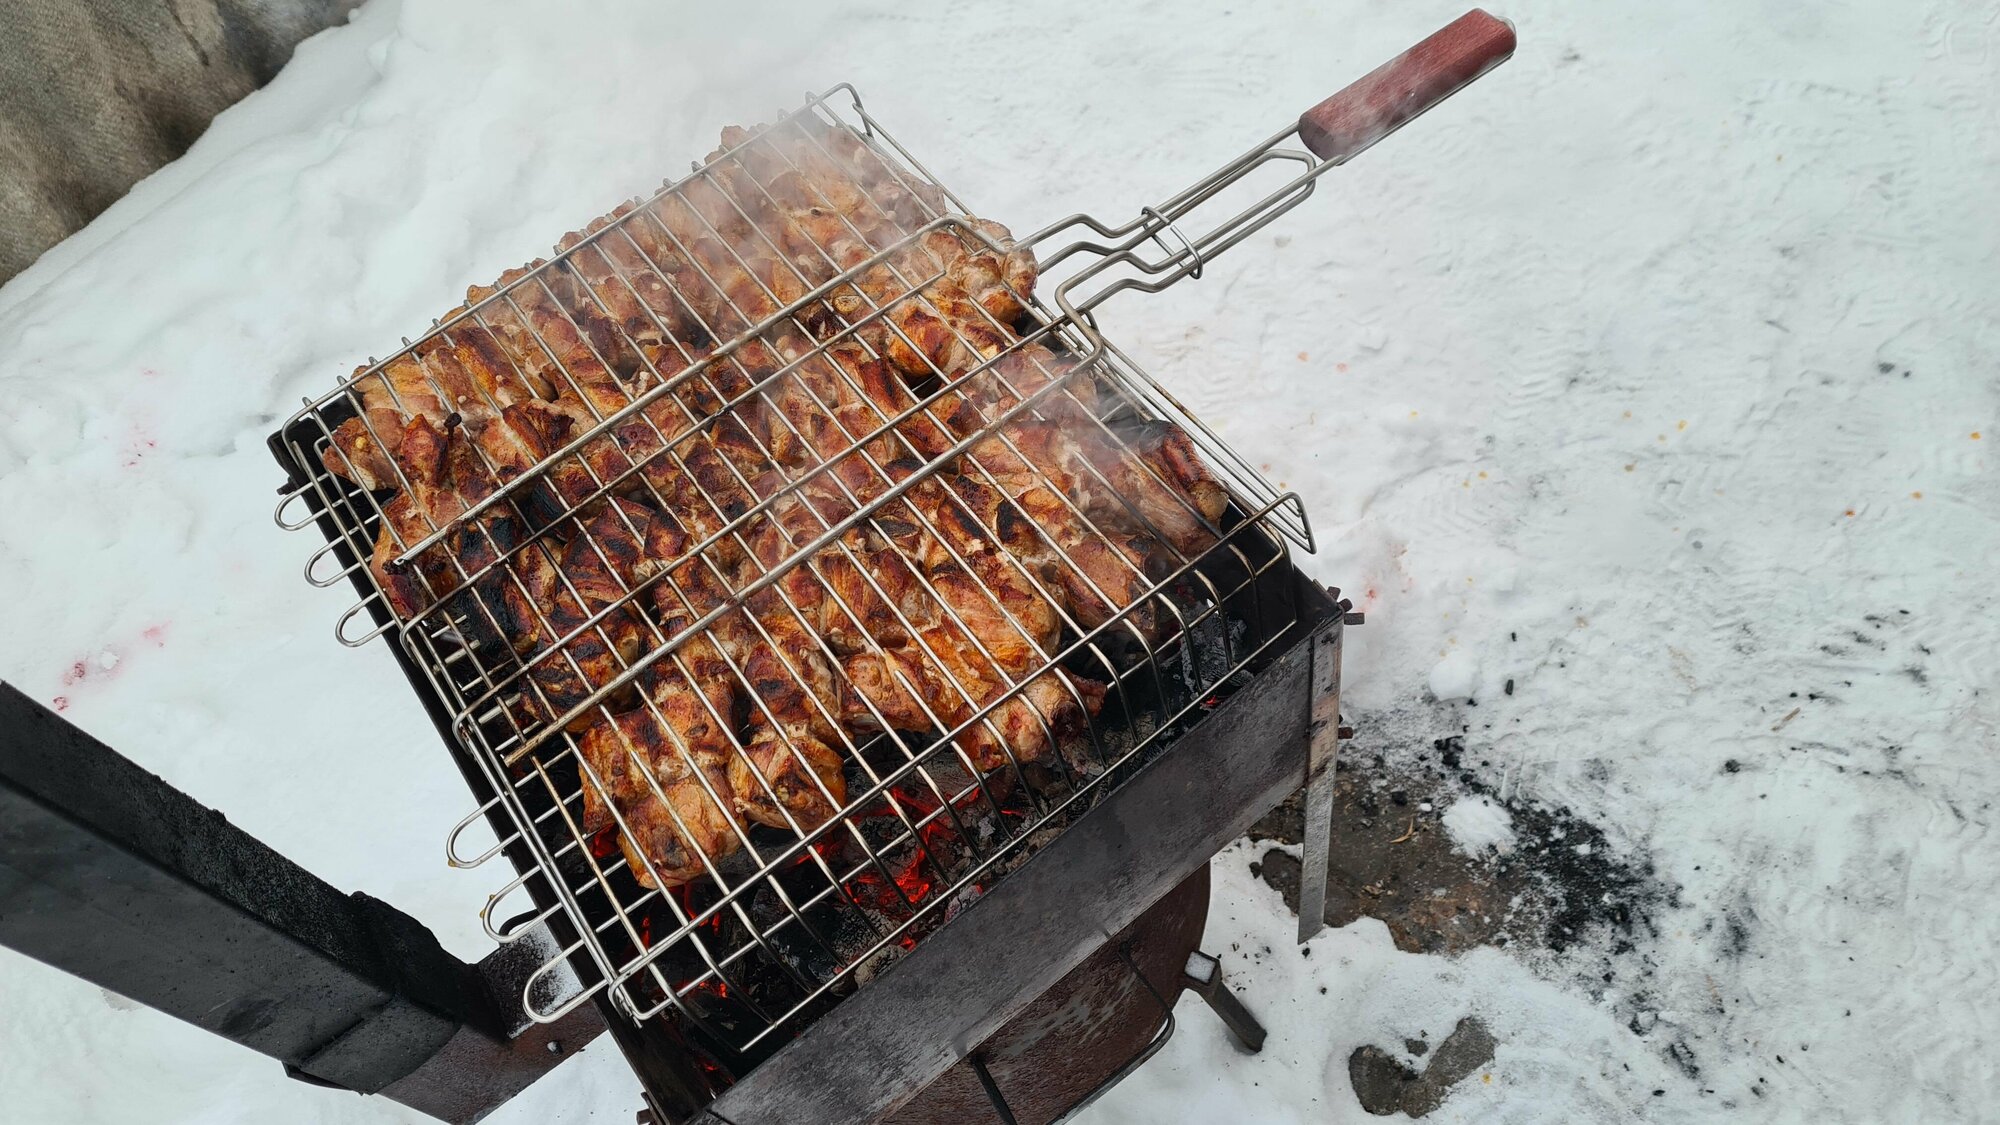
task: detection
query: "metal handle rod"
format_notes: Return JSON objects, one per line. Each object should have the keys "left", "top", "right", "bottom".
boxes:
{"left": 1034, "top": 9, "right": 1515, "bottom": 323}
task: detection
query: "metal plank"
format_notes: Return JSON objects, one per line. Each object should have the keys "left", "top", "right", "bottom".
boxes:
{"left": 1297, "top": 617, "right": 1344, "bottom": 942}
{"left": 0, "top": 683, "right": 602, "bottom": 1123}
{"left": 701, "top": 592, "right": 1325, "bottom": 1125}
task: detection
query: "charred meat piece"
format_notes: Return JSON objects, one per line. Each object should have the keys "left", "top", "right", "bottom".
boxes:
{"left": 907, "top": 617, "right": 1103, "bottom": 773}
{"left": 612, "top": 496, "right": 850, "bottom": 836}
{"left": 835, "top": 473, "right": 1105, "bottom": 769}
{"left": 841, "top": 640, "right": 947, "bottom": 734}
{"left": 619, "top": 164, "right": 1115, "bottom": 770}
{"left": 576, "top": 701, "right": 741, "bottom": 890}
{"left": 566, "top": 499, "right": 764, "bottom": 887}
{"left": 324, "top": 354, "right": 446, "bottom": 491}
{"left": 699, "top": 130, "right": 1174, "bottom": 638}
{"left": 1006, "top": 418, "right": 1228, "bottom": 557}
{"left": 712, "top": 123, "right": 1012, "bottom": 388}
{"left": 466, "top": 399, "right": 599, "bottom": 530}
{"left": 364, "top": 414, "right": 498, "bottom": 620}
{"left": 728, "top": 612, "right": 848, "bottom": 833}
{"left": 323, "top": 322, "right": 553, "bottom": 490}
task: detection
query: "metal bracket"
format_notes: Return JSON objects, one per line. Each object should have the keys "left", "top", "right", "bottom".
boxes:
{"left": 1298, "top": 593, "right": 1352, "bottom": 943}
{"left": 968, "top": 1053, "right": 1022, "bottom": 1125}
{"left": 1182, "top": 951, "right": 1266, "bottom": 1053}
{"left": 0, "top": 682, "right": 603, "bottom": 1124}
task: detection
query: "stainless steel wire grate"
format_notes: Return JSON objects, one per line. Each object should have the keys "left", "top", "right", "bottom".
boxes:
{"left": 269, "top": 11, "right": 1520, "bottom": 1104}
{"left": 277, "top": 86, "right": 1319, "bottom": 1050}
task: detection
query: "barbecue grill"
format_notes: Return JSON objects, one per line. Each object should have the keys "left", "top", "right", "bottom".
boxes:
{"left": 0, "top": 13, "right": 1513, "bottom": 1124}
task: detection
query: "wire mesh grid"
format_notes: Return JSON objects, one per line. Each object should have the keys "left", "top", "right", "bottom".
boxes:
{"left": 274, "top": 85, "right": 1313, "bottom": 1051}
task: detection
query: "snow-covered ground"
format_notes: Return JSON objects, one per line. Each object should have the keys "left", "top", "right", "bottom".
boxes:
{"left": 2, "top": 0, "right": 1995, "bottom": 1120}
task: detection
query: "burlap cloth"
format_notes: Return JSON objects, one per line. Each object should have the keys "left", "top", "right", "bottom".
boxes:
{"left": 0, "top": 0, "right": 359, "bottom": 283}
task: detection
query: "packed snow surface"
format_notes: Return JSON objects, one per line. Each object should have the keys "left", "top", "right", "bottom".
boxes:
{"left": 2, "top": 0, "right": 1996, "bottom": 1121}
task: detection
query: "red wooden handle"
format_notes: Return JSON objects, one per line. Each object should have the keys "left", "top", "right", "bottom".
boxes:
{"left": 1297, "top": 9, "right": 1515, "bottom": 162}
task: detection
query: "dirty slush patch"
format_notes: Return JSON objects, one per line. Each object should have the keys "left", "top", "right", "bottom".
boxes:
{"left": 1247, "top": 703, "right": 1686, "bottom": 1116}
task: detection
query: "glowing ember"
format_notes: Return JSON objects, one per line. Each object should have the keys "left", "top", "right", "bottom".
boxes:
{"left": 847, "top": 818, "right": 958, "bottom": 914}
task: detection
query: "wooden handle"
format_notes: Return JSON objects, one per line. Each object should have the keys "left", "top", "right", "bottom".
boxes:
{"left": 1297, "top": 9, "right": 1515, "bottom": 162}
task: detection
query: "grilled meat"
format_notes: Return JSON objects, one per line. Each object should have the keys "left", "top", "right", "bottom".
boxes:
{"left": 520, "top": 535, "right": 651, "bottom": 731}
{"left": 316, "top": 115, "right": 1249, "bottom": 896}
{"left": 725, "top": 121, "right": 1229, "bottom": 560}
{"left": 729, "top": 615, "right": 849, "bottom": 832}
{"left": 322, "top": 324, "right": 553, "bottom": 490}
{"left": 364, "top": 413, "right": 515, "bottom": 622}
{"left": 605, "top": 497, "right": 851, "bottom": 838}
{"left": 702, "top": 129, "right": 1177, "bottom": 641}
{"left": 576, "top": 698, "right": 741, "bottom": 890}
{"left": 643, "top": 153, "right": 1122, "bottom": 769}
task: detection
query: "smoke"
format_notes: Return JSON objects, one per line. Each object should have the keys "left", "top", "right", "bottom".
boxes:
{"left": 320, "top": 0, "right": 850, "bottom": 341}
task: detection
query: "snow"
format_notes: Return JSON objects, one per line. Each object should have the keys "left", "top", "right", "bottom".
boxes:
{"left": 1427, "top": 649, "right": 1481, "bottom": 702}
{"left": 1442, "top": 795, "right": 1517, "bottom": 857}
{"left": 2, "top": 0, "right": 1996, "bottom": 1121}
{"left": 1085, "top": 843, "right": 1691, "bottom": 1124}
